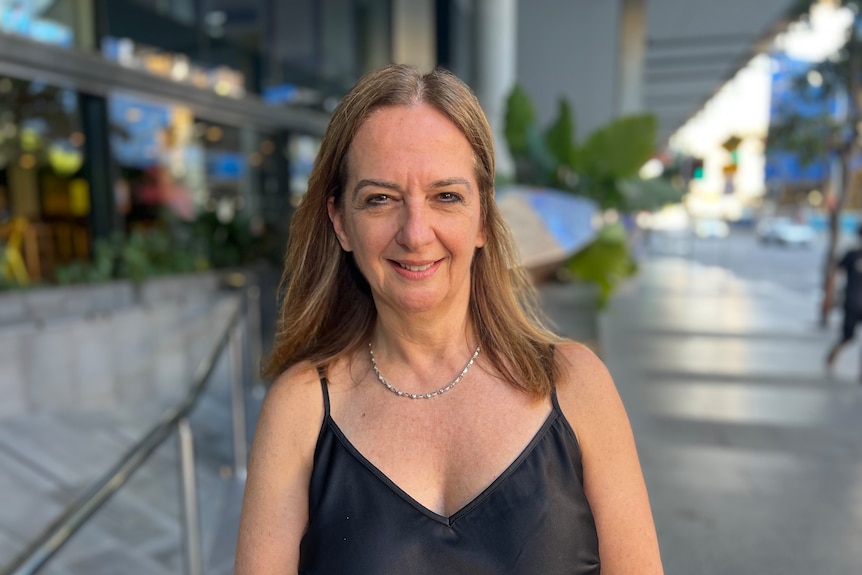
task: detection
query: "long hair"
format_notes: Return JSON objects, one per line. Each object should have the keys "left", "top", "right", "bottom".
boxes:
{"left": 262, "top": 64, "right": 561, "bottom": 397}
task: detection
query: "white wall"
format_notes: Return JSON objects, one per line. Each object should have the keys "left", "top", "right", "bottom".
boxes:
{"left": 517, "top": 0, "right": 622, "bottom": 141}
{"left": 618, "top": 0, "right": 646, "bottom": 115}
{"left": 391, "top": 0, "right": 436, "bottom": 72}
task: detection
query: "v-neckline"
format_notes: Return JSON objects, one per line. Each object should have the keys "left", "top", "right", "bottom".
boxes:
{"left": 324, "top": 408, "right": 558, "bottom": 526}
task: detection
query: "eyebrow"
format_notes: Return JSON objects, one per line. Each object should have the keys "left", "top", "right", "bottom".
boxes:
{"left": 353, "top": 177, "right": 473, "bottom": 195}
{"left": 353, "top": 179, "right": 400, "bottom": 195}
{"left": 430, "top": 177, "right": 473, "bottom": 192}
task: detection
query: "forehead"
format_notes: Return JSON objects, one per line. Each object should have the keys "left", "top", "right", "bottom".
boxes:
{"left": 347, "top": 104, "right": 476, "bottom": 176}
{"left": 359, "top": 103, "right": 458, "bottom": 134}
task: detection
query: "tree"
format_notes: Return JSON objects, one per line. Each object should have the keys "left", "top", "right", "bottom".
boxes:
{"left": 767, "top": 0, "right": 861, "bottom": 326}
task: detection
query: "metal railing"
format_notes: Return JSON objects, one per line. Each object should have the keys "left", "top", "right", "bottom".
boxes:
{"left": 0, "top": 274, "right": 263, "bottom": 575}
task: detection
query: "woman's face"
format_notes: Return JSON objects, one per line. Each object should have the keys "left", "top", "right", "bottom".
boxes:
{"left": 328, "top": 103, "right": 485, "bottom": 318}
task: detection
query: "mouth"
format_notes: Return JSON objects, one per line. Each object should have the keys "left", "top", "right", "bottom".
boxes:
{"left": 395, "top": 261, "right": 436, "bottom": 272}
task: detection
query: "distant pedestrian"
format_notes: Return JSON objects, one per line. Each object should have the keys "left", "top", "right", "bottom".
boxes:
{"left": 825, "top": 223, "right": 862, "bottom": 378}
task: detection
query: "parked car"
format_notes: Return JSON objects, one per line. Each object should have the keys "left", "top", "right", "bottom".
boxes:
{"left": 694, "top": 218, "right": 730, "bottom": 239}
{"left": 756, "top": 217, "right": 816, "bottom": 246}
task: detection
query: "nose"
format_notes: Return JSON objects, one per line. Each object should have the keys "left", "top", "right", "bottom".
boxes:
{"left": 395, "top": 201, "right": 434, "bottom": 251}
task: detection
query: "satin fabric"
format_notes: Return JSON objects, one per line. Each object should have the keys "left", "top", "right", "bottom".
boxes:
{"left": 299, "top": 378, "right": 601, "bottom": 574}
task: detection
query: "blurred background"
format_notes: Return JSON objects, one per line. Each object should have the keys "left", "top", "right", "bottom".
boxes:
{"left": 1, "top": 0, "right": 861, "bottom": 574}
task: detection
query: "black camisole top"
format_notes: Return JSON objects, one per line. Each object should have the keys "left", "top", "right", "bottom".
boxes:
{"left": 298, "top": 376, "right": 601, "bottom": 574}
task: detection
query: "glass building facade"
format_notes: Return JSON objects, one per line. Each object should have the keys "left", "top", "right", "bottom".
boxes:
{"left": 0, "top": 0, "right": 482, "bottom": 285}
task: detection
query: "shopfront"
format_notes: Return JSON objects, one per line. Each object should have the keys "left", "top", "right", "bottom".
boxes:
{"left": 0, "top": 0, "right": 357, "bottom": 286}
{"left": 0, "top": 74, "right": 91, "bottom": 281}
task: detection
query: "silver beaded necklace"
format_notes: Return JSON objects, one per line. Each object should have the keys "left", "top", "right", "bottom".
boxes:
{"left": 368, "top": 342, "right": 480, "bottom": 399}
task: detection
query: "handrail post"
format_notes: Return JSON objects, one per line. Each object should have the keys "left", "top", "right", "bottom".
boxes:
{"left": 230, "top": 319, "right": 248, "bottom": 479}
{"left": 177, "top": 417, "right": 203, "bottom": 575}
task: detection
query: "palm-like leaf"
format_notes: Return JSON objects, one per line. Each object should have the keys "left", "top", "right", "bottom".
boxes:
{"left": 575, "top": 114, "right": 657, "bottom": 180}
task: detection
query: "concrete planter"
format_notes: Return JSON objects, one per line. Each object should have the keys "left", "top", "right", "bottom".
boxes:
{"left": 537, "top": 279, "right": 602, "bottom": 354}
{"left": 0, "top": 272, "right": 238, "bottom": 418}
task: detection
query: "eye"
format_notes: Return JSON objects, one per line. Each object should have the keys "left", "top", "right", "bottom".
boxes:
{"left": 366, "top": 194, "right": 391, "bottom": 206}
{"left": 438, "top": 192, "right": 463, "bottom": 203}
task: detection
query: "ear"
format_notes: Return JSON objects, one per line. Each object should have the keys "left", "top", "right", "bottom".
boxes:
{"left": 475, "top": 220, "right": 486, "bottom": 249}
{"left": 475, "top": 191, "right": 488, "bottom": 249}
{"left": 327, "top": 196, "right": 353, "bottom": 252}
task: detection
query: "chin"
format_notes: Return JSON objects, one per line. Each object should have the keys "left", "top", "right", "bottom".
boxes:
{"left": 378, "top": 286, "right": 468, "bottom": 315}
{"left": 397, "top": 299, "right": 441, "bottom": 314}
{"left": 390, "top": 290, "right": 451, "bottom": 314}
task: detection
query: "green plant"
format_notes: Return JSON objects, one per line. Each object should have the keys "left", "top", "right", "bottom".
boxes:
{"left": 0, "top": 244, "right": 11, "bottom": 290}
{"left": 186, "top": 211, "right": 260, "bottom": 269}
{"left": 54, "top": 233, "right": 119, "bottom": 285}
{"left": 564, "top": 223, "right": 637, "bottom": 308}
{"left": 573, "top": 115, "right": 661, "bottom": 210}
{"left": 54, "top": 227, "right": 205, "bottom": 286}
{"left": 505, "top": 87, "right": 677, "bottom": 211}
{"left": 51, "top": 207, "right": 271, "bottom": 287}
{"left": 503, "top": 87, "right": 677, "bottom": 303}
{"left": 504, "top": 87, "right": 557, "bottom": 186}
{"left": 119, "top": 227, "right": 203, "bottom": 283}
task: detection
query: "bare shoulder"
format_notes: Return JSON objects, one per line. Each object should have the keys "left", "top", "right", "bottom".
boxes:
{"left": 235, "top": 360, "right": 324, "bottom": 574}
{"left": 553, "top": 341, "right": 620, "bottom": 430}
{"left": 258, "top": 360, "right": 325, "bottom": 443}
{"left": 554, "top": 341, "right": 610, "bottom": 384}
{"left": 552, "top": 341, "right": 635, "bottom": 465}
{"left": 247, "top": 360, "right": 325, "bottom": 483}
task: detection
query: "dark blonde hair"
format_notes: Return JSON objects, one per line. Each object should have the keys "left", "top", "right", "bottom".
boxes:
{"left": 262, "top": 64, "right": 561, "bottom": 397}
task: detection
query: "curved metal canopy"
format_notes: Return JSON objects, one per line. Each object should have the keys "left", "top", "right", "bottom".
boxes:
{"left": 644, "top": 0, "right": 800, "bottom": 143}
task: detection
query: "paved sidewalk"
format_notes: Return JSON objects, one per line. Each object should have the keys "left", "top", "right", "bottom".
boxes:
{"left": 592, "top": 256, "right": 862, "bottom": 575}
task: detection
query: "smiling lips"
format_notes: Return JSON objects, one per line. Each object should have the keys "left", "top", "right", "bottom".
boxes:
{"left": 398, "top": 262, "right": 434, "bottom": 271}
{"left": 392, "top": 259, "right": 440, "bottom": 274}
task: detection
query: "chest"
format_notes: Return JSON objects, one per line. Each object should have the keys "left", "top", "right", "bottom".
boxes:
{"left": 329, "top": 385, "right": 551, "bottom": 517}
{"left": 300, "top": 409, "right": 600, "bottom": 575}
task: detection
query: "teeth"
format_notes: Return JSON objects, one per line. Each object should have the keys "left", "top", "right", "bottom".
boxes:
{"left": 399, "top": 262, "right": 433, "bottom": 272}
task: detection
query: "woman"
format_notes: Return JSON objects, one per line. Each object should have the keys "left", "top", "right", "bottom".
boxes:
{"left": 236, "top": 64, "right": 663, "bottom": 574}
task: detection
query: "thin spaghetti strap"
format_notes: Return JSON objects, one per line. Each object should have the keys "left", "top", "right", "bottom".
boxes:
{"left": 550, "top": 385, "right": 563, "bottom": 414}
{"left": 549, "top": 344, "right": 565, "bottom": 416}
{"left": 316, "top": 366, "right": 331, "bottom": 416}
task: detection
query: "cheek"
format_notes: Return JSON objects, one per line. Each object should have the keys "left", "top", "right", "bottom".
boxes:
{"left": 451, "top": 229, "right": 482, "bottom": 259}
{"left": 348, "top": 219, "right": 391, "bottom": 258}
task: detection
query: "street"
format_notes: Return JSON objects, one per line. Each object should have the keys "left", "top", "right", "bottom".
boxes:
{"left": 680, "top": 229, "right": 826, "bottom": 295}
{"left": 643, "top": 227, "right": 846, "bottom": 312}
{"left": 690, "top": 232, "right": 822, "bottom": 293}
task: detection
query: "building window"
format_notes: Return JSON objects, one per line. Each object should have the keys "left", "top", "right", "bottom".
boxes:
{"left": 0, "top": 0, "right": 78, "bottom": 47}
{"left": 109, "top": 93, "right": 198, "bottom": 228}
{"left": 0, "top": 75, "right": 88, "bottom": 282}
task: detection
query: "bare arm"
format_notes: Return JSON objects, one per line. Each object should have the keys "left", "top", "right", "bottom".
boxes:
{"left": 235, "top": 363, "right": 324, "bottom": 574}
{"left": 555, "top": 343, "right": 664, "bottom": 575}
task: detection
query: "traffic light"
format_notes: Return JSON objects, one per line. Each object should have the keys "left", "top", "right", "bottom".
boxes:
{"left": 722, "top": 135, "right": 742, "bottom": 152}
{"left": 691, "top": 157, "right": 704, "bottom": 179}
{"left": 680, "top": 156, "right": 704, "bottom": 181}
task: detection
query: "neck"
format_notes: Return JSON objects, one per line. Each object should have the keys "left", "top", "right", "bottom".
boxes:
{"left": 373, "top": 312, "right": 475, "bottom": 360}
{"left": 372, "top": 293, "right": 476, "bottom": 355}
